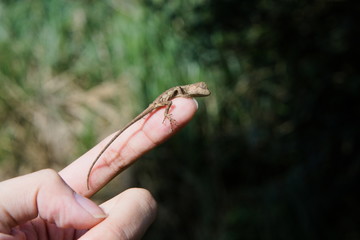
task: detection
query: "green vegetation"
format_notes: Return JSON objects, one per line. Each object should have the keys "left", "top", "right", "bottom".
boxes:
{"left": 1, "top": 0, "right": 359, "bottom": 239}
{"left": 0, "top": 0, "right": 215, "bottom": 176}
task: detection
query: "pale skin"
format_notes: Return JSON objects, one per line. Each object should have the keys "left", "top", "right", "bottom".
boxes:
{"left": 0, "top": 97, "right": 201, "bottom": 239}
{"left": 87, "top": 81, "right": 211, "bottom": 190}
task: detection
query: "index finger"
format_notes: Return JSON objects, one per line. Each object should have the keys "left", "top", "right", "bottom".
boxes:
{"left": 59, "top": 98, "right": 198, "bottom": 197}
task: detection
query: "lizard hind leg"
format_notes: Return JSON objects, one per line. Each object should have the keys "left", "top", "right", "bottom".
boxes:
{"left": 162, "top": 113, "right": 177, "bottom": 131}
{"left": 161, "top": 101, "right": 177, "bottom": 131}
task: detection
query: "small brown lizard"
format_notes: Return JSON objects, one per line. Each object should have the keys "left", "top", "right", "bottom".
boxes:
{"left": 87, "top": 82, "right": 211, "bottom": 189}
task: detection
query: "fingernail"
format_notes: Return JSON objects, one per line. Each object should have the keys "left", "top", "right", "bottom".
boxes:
{"left": 192, "top": 98, "right": 199, "bottom": 109}
{"left": 74, "top": 192, "right": 107, "bottom": 219}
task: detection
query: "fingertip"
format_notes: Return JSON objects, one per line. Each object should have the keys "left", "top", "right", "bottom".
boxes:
{"left": 81, "top": 188, "right": 157, "bottom": 239}
{"left": 124, "top": 188, "right": 158, "bottom": 223}
{"left": 167, "top": 97, "right": 198, "bottom": 124}
{"left": 74, "top": 192, "right": 107, "bottom": 219}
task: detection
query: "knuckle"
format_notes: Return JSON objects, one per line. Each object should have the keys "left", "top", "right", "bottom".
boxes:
{"left": 37, "top": 169, "right": 60, "bottom": 183}
{"left": 38, "top": 168, "right": 63, "bottom": 186}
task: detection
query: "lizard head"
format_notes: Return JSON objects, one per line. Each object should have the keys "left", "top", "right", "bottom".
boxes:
{"left": 188, "top": 82, "right": 211, "bottom": 97}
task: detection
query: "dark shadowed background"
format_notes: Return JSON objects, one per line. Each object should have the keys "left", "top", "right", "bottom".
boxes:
{"left": 1, "top": 0, "right": 359, "bottom": 239}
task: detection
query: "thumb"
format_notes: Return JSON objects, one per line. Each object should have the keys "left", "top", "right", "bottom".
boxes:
{"left": 0, "top": 169, "right": 106, "bottom": 234}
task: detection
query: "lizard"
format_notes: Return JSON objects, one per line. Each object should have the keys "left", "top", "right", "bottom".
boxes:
{"left": 86, "top": 82, "right": 211, "bottom": 189}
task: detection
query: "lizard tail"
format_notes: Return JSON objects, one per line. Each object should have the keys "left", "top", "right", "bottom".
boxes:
{"left": 86, "top": 130, "right": 122, "bottom": 189}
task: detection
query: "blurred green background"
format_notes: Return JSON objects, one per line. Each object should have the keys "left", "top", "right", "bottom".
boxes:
{"left": 1, "top": 0, "right": 359, "bottom": 239}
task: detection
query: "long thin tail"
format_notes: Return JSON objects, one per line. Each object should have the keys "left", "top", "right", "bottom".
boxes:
{"left": 86, "top": 105, "right": 155, "bottom": 189}
{"left": 86, "top": 130, "right": 122, "bottom": 189}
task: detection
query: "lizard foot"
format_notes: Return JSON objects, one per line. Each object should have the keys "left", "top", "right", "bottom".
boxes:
{"left": 163, "top": 113, "right": 177, "bottom": 131}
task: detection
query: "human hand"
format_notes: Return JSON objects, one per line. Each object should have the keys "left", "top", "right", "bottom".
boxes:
{"left": 0, "top": 98, "right": 198, "bottom": 239}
